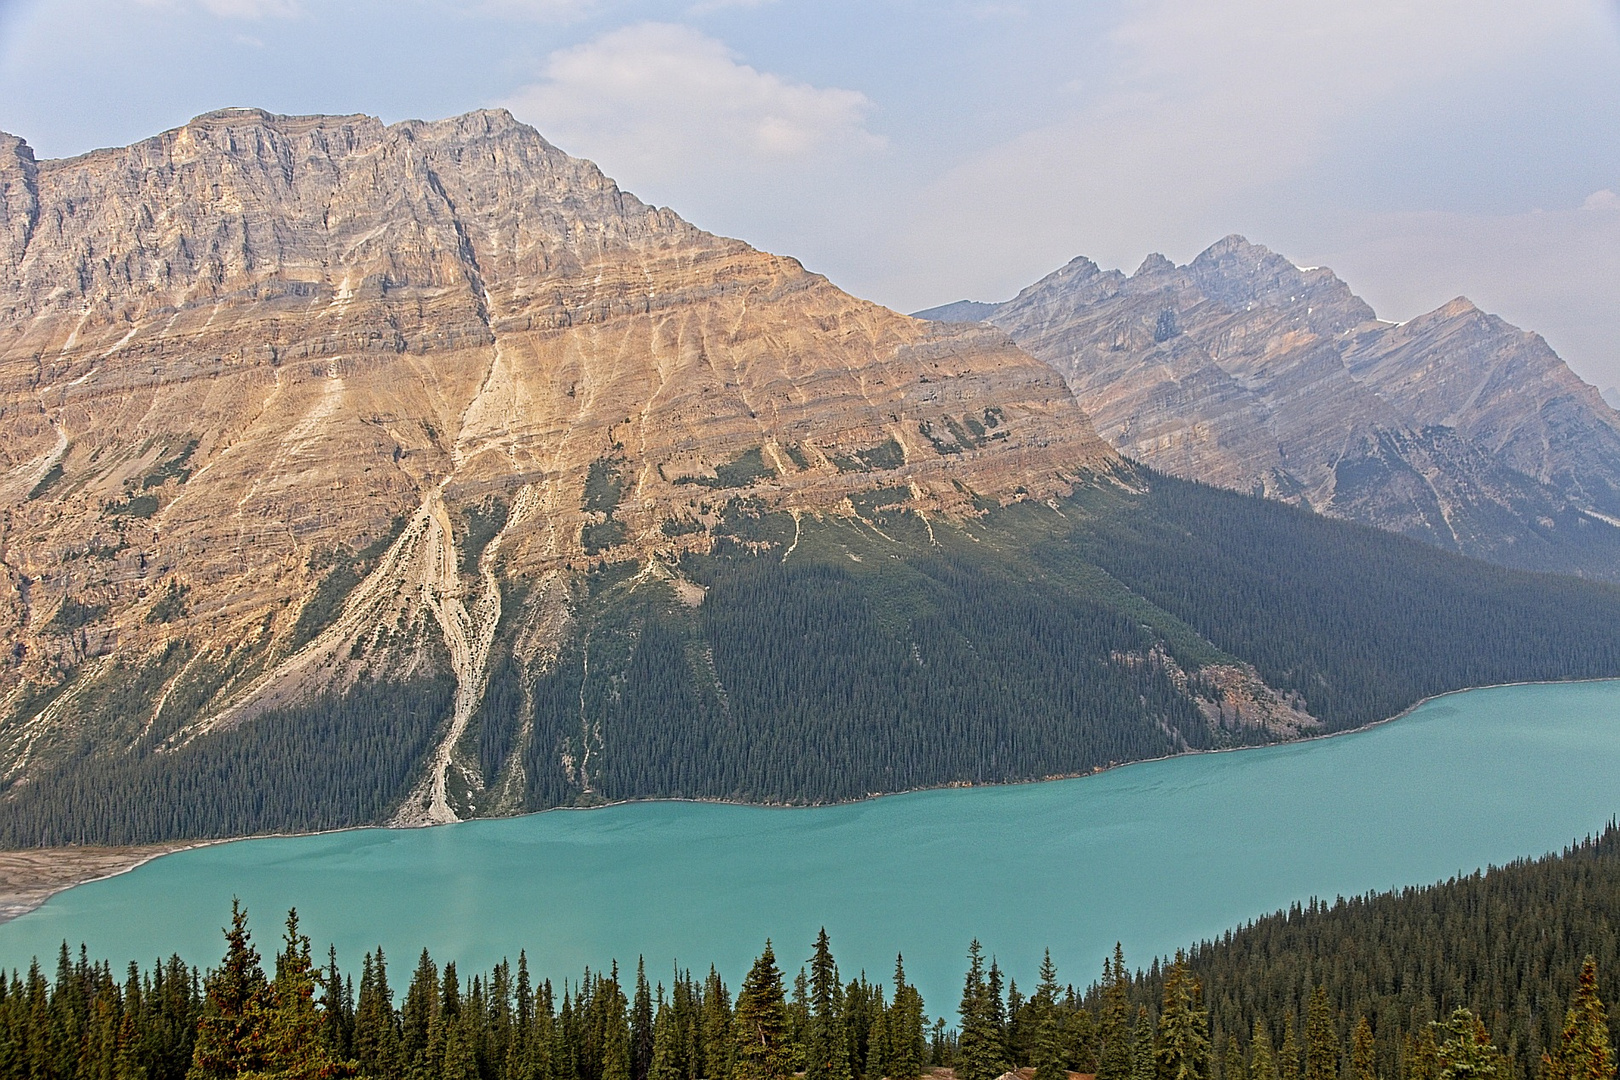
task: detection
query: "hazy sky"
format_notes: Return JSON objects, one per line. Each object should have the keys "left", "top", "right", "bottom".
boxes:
{"left": 3, "top": 0, "right": 1619, "bottom": 389}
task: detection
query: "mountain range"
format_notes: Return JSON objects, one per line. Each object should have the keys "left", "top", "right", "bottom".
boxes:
{"left": 917, "top": 238, "right": 1620, "bottom": 579}
{"left": 2, "top": 109, "right": 1618, "bottom": 846}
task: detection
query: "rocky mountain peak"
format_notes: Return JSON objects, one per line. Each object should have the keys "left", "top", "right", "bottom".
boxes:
{"left": 0, "top": 109, "right": 1116, "bottom": 776}
{"left": 999, "top": 254, "right": 1124, "bottom": 318}
{"left": 1435, "top": 296, "right": 1481, "bottom": 319}
{"left": 1134, "top": 252, "right": 1177, "bottom": 277}
{"left": 0, "top": 132, "right": 38, "bottom": 273}
{"left": 928, "top": 235, "right": 1620, "bottom": 578}
{"left": 1184, "top": 235, "right": 1373, "bottom": 330}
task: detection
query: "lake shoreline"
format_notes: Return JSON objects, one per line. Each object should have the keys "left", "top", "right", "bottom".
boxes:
{"left": 3, "top": 675, "right": 1614, "bottom": 925}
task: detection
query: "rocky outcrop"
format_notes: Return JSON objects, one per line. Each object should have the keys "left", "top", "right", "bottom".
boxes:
{"left": 0, "top": 108, "right": 1117, "bottom": 815}
{"left": 926, "top": 236, "right": 1620, "bottom": 578}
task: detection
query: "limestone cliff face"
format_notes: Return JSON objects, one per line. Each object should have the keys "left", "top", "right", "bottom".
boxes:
{"left": 0, "top": 109, "right": 1115, "bottom": 817}
{"left": 933, "top": 236, "right": 1620, "bottom": 578}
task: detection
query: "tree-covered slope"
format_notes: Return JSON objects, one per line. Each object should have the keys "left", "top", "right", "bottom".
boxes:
{"left": 1121, "top": 823, "right": 1620, "bottom": 1080}
{"left": 6, "top": 466, "right": 1618, "bottom": 846}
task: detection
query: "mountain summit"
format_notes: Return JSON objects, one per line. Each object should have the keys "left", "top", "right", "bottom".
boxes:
{"left": 0, "top": 108, "right": 1112, "bottom": 824}
{"left": 921, "top": 236, "right": 1620, "bottom": 578}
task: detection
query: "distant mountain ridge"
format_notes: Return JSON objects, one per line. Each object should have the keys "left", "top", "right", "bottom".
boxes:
{"left": 918, "top": 236, "right": 1620, "bottom": 579}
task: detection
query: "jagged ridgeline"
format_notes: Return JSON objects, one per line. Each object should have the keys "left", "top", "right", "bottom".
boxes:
{"left": 2, "top": 110, "right": 1620, "bottom": 845}
{"left": 922, "top": 238, "right": 1620, "bottom": 582}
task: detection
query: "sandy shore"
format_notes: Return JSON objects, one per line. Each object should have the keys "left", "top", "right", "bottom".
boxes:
{"left": 0, "top": 843, "right": 201, "bottom": 923}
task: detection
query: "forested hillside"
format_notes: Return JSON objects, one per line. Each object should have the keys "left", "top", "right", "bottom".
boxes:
{"left": 6, "top": 469, "right": 1620, "bottom": 847}
{"left": 11, "top": 824, "right": 1620, "bottom": 1080}
{"left": 1121, "top": 823, "right": 1620, "bottom": 1080}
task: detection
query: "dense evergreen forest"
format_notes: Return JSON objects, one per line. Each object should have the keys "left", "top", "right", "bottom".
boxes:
{"left": 7, "top": 469, "right": 1620, "bottom": 846}
{"left": 10, "top": 824, "right": 1620, "bottom": 1080}
{"left": 509, "top": 474, "right": 1620, "bottom": 811}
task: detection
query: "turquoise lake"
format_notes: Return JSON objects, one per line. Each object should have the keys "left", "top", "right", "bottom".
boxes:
{"left": 5, "top": 679, "right": 1620, "bottom": 1010}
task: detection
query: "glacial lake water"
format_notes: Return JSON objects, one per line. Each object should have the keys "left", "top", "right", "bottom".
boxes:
{"left": 5, "top": 679, "right": 1620, "bottom": 1010}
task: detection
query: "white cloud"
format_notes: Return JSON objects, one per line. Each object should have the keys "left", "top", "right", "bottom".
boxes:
{"left": 502, "top": 22, "right": 881, "bottom": 188}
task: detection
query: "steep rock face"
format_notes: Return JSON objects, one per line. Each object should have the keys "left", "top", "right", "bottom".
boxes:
{"left": 949, "top": 236, "right": 1620, "bottom": 578}
{"left": 1340, "top": 299, "right": 1620, "bottom": 517}
{"left": 0, "top": 109, "right": 1116, "bottom": 819}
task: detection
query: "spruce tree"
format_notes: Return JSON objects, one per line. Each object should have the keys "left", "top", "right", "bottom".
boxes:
{"left": 265, "top": 909, "right": 354, "bottom": 1080}
{"left": 701, "top": 968, "right": 732, "bottom": 1080}
{"left": 790, "top": 971, "right": 811, "bottom": 1074}
{"left": 1277, "top": 1018, "right": 1300, "bottom": 1080}
{"left": 867, "top": 1007, "right": 890, "bottom": 1080}
{"left": 1406, "top": 1027, "right": 1439, "bottom": 1080}
{"left": 889, "top": 956, "right": 924, "bottom": 1080}
{"left": 1034, "top": 1007, "right": 1068, "bottom": 1080}
{"left": 354, "top": 950, "right": 401, "bottom": 1080}
{"left": 114, "top": 998, "right": 145, "bottom": 1080}
{"left": 1350, "top": 1018, "right": 1377, "bottom": 1080}
{"left": 442, "top": 1018, "right": 479, "bottom": 1080}
{"left": 807, "top": 930, "right": 852, "bottom": 1080}
{"left": 931, "top": 1018, "right": 951, "bottom": 1069}
{"left": 1543, "top": 957, "right": 1615, "bottom": 1080}
{"left": 1223, "top": 1036, "right": 1246, "bottom": 1080}
{"left": 635, "top": 961, "right": 656, "bottom": 1080}
{"left": 958, "top": 942, "right": 1007, "bottom": 1080}
{"left": 319, "top": 946, "right": 352, "bottom": 1061}
{"left": 731, "top": 943, "right": 793, "bottom": 1080}
{"left": 1099, "top": 948, "right": 1134, "bottom": 1080}
{"left": 655, "top": 1002, "right": 685, "bottom": 1080}
{"left": 602, "top": 965, "right": 634, "bottom": 1080}
{"left": 1131, "top": 1008, "right": 1156, "bottom": 1080}
{"left": 1156, "top": 955, "right": 1209, "bottom": 1080}
{"left": 1303, "top": 987, "right": 1336, "bottom": 1080}
{"left": 555, "top": 991, "right": 581, "bottom": 1080}
{"left": 188, "top": 899, "right": 271, "bottom": 1080}
{"left": 1433, "top": 1010, "right": 1504, "bottom": 1080}
{"left": 1031, "top": 950, "right": 1065, "bottom": 1080}
{"left": 988, "top": 962, "right": 1008, "bottom": 1053}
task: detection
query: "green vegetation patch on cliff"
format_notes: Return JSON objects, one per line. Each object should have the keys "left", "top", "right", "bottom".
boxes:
{"left": 0, "top": 667, "right": 456, "bottom": 846}
{"left": 288, "top": 515, "right": 408, "bottom": 653}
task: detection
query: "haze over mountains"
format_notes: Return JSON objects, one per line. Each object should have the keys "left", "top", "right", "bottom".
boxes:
{"left": 917, "top": 238, "right": 1620, "bottom": 580}
{"left": 2, "top": 109, "right": 1619, "bottom": 846}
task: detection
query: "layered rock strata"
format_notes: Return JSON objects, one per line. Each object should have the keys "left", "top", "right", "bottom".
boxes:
{"left": 0, "top": 109, "right": 1117, "bottom": 819}
{"left": 920, "top": 236, "right": 1620, "bottom": 577}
